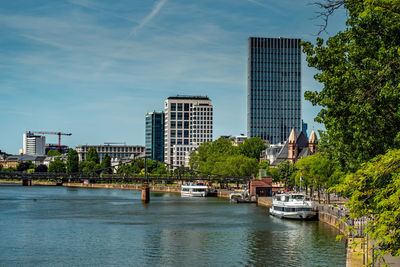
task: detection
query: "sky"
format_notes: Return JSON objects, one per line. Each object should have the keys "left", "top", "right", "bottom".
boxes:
{"left": 0, "top": 0, "right": 347, "bottom": 154}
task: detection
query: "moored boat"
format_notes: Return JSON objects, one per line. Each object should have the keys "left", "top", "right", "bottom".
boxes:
{"left": 269, "top": 193, "right": 316, "bottom": 220}
{"left": 181, "top": 183, "right": 209, "bottom": 197}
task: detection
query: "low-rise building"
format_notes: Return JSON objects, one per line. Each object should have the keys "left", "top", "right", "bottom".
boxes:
{"left": 271, "top": 128, "right": 318, "bottom": 166}
{"left": 0, "top": 154, "right": 46, "bottom": 169}
{"left": 76, "top": 144, "right": 145, "bottom": 162}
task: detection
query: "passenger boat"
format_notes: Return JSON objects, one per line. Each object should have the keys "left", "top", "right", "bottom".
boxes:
{"left": 269, "top": 193, "right": 316, "bottom": 219}
{"left": 181, "top": 183, "right": 209, "bottom": 197}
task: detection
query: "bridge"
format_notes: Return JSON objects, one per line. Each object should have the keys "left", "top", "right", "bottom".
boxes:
{"left": 0, "top": 165, "right": 252, "bottom": 203}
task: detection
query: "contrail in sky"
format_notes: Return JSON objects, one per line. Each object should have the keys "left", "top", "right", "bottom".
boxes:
{"left": 130, "top": 0, "right": 167, "bottom": 37}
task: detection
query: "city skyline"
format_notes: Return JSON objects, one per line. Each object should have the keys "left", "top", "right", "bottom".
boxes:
{"left": 0, "top": 0, "right": 347, "bottom": 154}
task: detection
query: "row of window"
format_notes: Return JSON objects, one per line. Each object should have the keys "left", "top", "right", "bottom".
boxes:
{"left": 79, "top": 147, "right": 143, "bottom": 153}
{"left": 273, "top": 206, "right": 312, "bottom": 212}
{"left": 170, "top": 103, "right": 191, "bottom": 111}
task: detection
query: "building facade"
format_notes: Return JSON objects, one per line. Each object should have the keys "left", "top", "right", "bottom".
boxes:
{"left": 145, "top": 111, "right": 165, "bottom": 162}
{"left": 164, "top": 96, "right": 213, "bottom": 167}
{"left": 247, "top": 37, "right": 302, "bottom": 144}
{"left": 271, "top": 128, "right": 318, "bottom": 166}
{"left": 76, "top": 144, "right": 145, "bottom": 162}
{"left": 23, "top": 132, "right": 46, "bottom": 155}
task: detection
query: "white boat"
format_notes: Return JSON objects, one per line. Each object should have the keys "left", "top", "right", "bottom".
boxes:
{"left": 181, "top": 183, "right": 209, "bottom": 197}
{"left": 269, "top": 193, "right": 316, "bottom": 220}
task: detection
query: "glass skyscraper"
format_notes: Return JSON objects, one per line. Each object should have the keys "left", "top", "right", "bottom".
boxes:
{"left": 247, "top": 37, "right": 302, "bottom": 144}
{"left": 145, "top": 111, "right": 165, "bottom": 162}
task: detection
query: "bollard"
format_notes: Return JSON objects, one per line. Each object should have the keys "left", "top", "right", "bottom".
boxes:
{"left": 142, "top": 183, "right": 150, "bottom": 203}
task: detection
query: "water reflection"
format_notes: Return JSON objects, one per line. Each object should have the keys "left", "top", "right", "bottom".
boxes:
{"left": 0, "top": 184, "right": 346, "bottom": 266}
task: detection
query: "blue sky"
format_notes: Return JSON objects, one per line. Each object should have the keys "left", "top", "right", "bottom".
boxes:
{"left": 0, "top": 0, "right": 347, "bottom": 154}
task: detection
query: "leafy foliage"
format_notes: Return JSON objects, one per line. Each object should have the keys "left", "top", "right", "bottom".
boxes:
{"left": 86, "top": 148, "right": 99, "bottom": 164}
{"left": 239, "top": 137, "right": 267, "bottom": 160}
{"left": 302, "top": 0, "right": 400, "bottom": 171}
{"left": 338, "top": 149, "right": 400, "bottom": 257}
{"left": 66, "top": 149, "right": 79, "bottom": 174}
{"left": 35, "top": 164, "right": 48, "bottom": 172}
{"left": 101, "top": 154, "right": 112, "bottom": 174}
{"left": 17, "top": 161, "right": 35, "bottom": 172}
{"left": 47, "top": 150, "right": 62, "bottom": 157}
{"left": 189, "top": 137, "right": 265, "bottom": 177}
{"left": 48, "top": 157, "right": 66, "bottom": 173}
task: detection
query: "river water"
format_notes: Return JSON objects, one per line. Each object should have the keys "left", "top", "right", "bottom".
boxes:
{"left": 0, "top": 184, "right": 346, "bottom": 266}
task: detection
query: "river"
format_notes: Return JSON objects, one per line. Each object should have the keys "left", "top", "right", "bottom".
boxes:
{"left": 0, "top": 184, "right": 346, "bottom": 266}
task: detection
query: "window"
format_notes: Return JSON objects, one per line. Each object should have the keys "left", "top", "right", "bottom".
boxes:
{"left": 171, "top": 121, "right": 176, "bottom": 128}
{"left": 184, "top": 103, "right": 189, "bottom": 111}
{"left": 171, "top": 112, "right": 176, "bottom": 120}
{"left": 177, "top": 103, "right": 183, "bottom": 111}
{"left": 177, "top": 121, "right": 182, "bottom": 128}
{"left": 171, "top": 103, "right": 176, "bottom": 111}
{"left": 184, "top": 113, "right": 189, "bottom": 120}
{"left": 177, "top": 112, "right": 182, "bottom": 120}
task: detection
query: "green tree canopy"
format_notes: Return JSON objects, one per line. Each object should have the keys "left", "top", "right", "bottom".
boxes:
{"left": 17, "top": 161, "right": 35, "bottom": 172}
{"left": 48, "top": 157, "right": 66, "bottom": 173}
{"left": 338, "top": 149, "right": 400, "bottom": 258}
{"left": 47, "top": 150, "right": 62, "bottom": 157}
{"left": 86, "top": 147, "right": 99, "bottom": 164}
{"left": 238, "top": 137, "right": 267, "bottom": 160}
{"left": 303, "top": 0, "right": 400, "bottom": 171}
{"left": 35, "top": 164, "right": 48, "bottom": 172}
{"left": 101, "top": 154, "right": 112, "bottom": 174}
{"left": 276, "top": 161, "right": 295, "bottom": 188}
{"left": 66, "top": 149, "right": 79, "bottom": 174}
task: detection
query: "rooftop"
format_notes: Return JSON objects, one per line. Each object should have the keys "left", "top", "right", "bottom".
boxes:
{"left": 167, "top": 95, "right": 210, "bottom": 100}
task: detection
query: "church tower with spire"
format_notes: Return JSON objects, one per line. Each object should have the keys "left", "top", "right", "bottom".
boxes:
{"left": 308, "top": 130, "right": 318, "bottom": 154}
{"left": 288, "top": 128, "right": 298, "bottom": 162}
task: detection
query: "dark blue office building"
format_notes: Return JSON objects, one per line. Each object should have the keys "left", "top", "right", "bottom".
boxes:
{"left": 145, "top": 111, "right": 164, "bottom": 162}
{"left": 247, "top": 37, "right": 302, "bottom": 144}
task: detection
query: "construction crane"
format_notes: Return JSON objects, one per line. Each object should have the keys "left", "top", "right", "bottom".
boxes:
{"left": 29, "top": 131, "right": 72, "bottom": 152}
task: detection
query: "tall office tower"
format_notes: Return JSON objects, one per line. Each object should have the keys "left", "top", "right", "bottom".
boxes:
{"left": 164, "top": 96, "right": 213, "bottom": 167}
{"left": 145, "top": 111, "right": 165, "bottom": 162}
{"left": 247, "top": 37, "right": 302, "bottom": 144}
{"left": 23, "top": 132, "right": 46, "bottom": 155}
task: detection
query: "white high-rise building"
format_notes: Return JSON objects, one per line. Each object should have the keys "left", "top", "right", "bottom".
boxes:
{"left": 23, "top": 132, "right": 46, "bottom": 155}
{"left": 164, "top": 96, "right": 213, "bottom": 167}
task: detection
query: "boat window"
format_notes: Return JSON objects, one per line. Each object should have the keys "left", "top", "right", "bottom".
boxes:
{"left": 292, "top": 195, "right": 304, "bottom": 200}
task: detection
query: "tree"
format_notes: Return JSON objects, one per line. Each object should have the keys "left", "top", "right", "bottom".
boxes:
{"left": 338, "top": 149, "right": 400, "bottom": 259}
{"left": 35, "top": 164, "right": 48, "bottom": 172}
{"left": 295, "top": 153, "right": 343, "bottom": 203}
{"left": 48, "top": 157, "right": 66, "bottom": 173}
{"left": 47, "top": 150, "right": 62, "bottom": 157}
{"left": 276, "top": 161, "right": 295, "bottom": 188}
{"left": 302, "top": 0, "right": 400, "bottom": 171}
{"left": 239, "top": 137, "right": 267, "bottom": 160}
{"left": 86, "top": 147, "right": 99, "bottom": 164}
{"left": 101, "top": 154, "right": 112, "bottom": 174}
{"left": 17, "top": 161, "right": 35, "bottom": 172}
{"left": 66, "top": 149, "right": 79, "bottom": 174}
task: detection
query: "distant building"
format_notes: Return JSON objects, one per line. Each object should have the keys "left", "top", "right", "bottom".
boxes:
{"left": 218, "top": 134, "right": 248, "bottom": 146}
{"left": 271, "top": 128, "right": 318, "bottom": 166}
{"left": 145, "top": 111, "right": 165, "bottom": 162}
{"left": 76, "top": 144, "right": 145, "bottom": 162}
{"left": 247, "top": 37, "right": 302, "bottom": 144}
{"left": 23, "top": 132, "right": 46, "bottom": 155}
{"left": 262, "top": 143, "right": 285, "bottom": 164}
{"left": 1, "top": 154, "right": 46, "bottom": 168}
{"left": 45, "top": 144, "right": 70, "bottom": 155}
{"left": 302, "top": 120, "right": 308, "bottom": 140}
{"left": 164, "top": 95, "right": 213, "bottom": 167}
